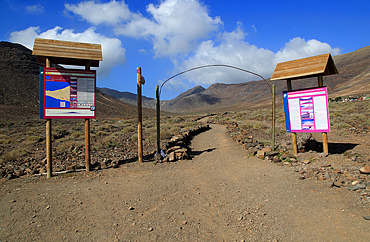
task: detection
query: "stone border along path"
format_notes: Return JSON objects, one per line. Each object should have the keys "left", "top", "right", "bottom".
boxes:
{"left": 186, "top": 124, "right": 370, "bottom": 241}
{"left": 0, "top": 123, "right": 369, "bottom": 241}
{"left": 156, "top": 125, "right": 211, "bottom": 163}
{"left": 223, "top": 121, "right": 370, "bottom": 199}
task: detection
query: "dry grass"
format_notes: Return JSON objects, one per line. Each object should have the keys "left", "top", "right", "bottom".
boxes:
{"left": 329, "top": 101, "right": 370, "bottom": 133}
{"left": 0, "top": 114, "right": 203, "bottom": 167}
{"left": 2, "top": 100, "right": 367, "bottom": 167}
{"left": 208, "top": 100, "right": 370, "bottom": 148}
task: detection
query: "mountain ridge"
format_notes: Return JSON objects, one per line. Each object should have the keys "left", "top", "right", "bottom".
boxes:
{"left": 1, "top": 41, "right": 369, "bottom": 117}
{"left": 100, "top": 45, "right": 370, "bottom": 113}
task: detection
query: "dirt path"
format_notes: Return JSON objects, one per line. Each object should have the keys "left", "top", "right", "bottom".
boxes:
{"left": 1, "top": 124, "right": 369, "bottom": 241}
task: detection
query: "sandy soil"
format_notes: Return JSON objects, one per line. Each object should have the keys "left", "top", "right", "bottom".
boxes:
{"left": 1, "top": 124, "right": 369, "bottom": 241}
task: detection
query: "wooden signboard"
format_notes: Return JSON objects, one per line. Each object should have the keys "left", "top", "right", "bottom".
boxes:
{"left": 39, "top": 67, "right": 96, "bottom": 119}
{"left": 270, "top": 53, "right": 338, "bottom": 81}
{"left": 33, "top": 38, "right": 102, "bottom": 178}
{"left": 33, "top": 38, "right": 102, "bottom": 67}
{"left": 271, "top": 53, "right": 338, "bottom": 154}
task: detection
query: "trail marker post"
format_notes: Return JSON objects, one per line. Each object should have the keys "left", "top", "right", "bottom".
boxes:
{"left": 156, "top": 85, "right": 161, "bottom": 155}
{"left": 271, "top": 53, "right": 338, "bottom": 154}
{"left": 137, "top": 67, "right": 143, "bottom": 163}
{"left": 272, "top": 84, "right": 276, "bottom": 151}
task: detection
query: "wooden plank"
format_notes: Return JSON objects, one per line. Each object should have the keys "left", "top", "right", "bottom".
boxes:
{"left": 33, "top": 45, "right": 102, "bottom": 60}
{"left": 34, "top": 38, "right": 102, "bottom": 51}
{"left": 271, "top": 54, "right": 329, "bottom": 80}
{"left": 271, "top": 53, "right": 337, "bottom": 81}
{"left": 35, "top": 49, "right": 102, "bottom": 60}
{"left": 272, "top": 63, "right": 326, "bottom": 77}
{"left": 34, "top": 43, "right": 102, "bottom": 54}
{"left": 36, "top": 56, "right": 100, "bottom": 67}
{"left": 32, "top": 38, "right": 102, "bottom": 66}
{"left": 34, "top": 46, "right": 102, "bottom": 56}
{"left": 274, "top": 54, "right": 329, "bottom": 68}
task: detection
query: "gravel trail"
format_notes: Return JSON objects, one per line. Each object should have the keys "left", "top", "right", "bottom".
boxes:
{"left": 1, "top": 124, "right": 369, "bottom": 241}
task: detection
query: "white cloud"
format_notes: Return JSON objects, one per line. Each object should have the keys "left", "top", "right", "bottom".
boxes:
{"left": 142, "top": 0, "right": 222, "bottom": 57}
{"left": 61, "top": 0, "right": 341, "bottom": 87}
{"left": 274, "top": 37, "right": 341, "bottom": 63}
{"left": 64, "top": 0, "right": 131, "bottom": 25}
{"left": 9, "top": 26, "right": 40, "bottom": 49}
{"left": 177, "top": 25, "right": 275, "bottom": 85}
{"left": 26, "top": 4, "right": 45, "bottom": 14}
{"left": 66, "top": 0, "right": 223, "bottom": 57}
{"left": 176, "top": 27, "right": 341, "bottom": 86}
{"left": 250, "top": 24, "right": 257, "bottom": 33}
{"left": 9, "top": 26, "right": 126, "bottom": 79}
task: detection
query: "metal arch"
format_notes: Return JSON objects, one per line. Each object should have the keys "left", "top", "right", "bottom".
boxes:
{"left": 159, "top": 64, "right": 272, "bottom": 97}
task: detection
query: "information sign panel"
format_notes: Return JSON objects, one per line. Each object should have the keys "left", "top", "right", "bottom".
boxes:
{"left": 39, "top": 67, "right": 96, "bottom": 119}
{"left": 282, "top": 87, "right": 330, "bottom": 133}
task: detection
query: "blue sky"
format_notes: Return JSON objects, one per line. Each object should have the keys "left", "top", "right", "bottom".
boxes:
{"left": 1, "top": 0, "right": 369, "bottom": 100}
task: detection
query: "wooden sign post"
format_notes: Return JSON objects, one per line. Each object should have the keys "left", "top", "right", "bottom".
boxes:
{"left": 33, "top": 38, "right": 102, "bottom": 177}
{"left": 85, "top": 63, "right": 91, "bottom": 172}
{"left": 137, "top": 67, "right": 143, "bottom": 163}
{"left": 286, "top": 80, "right": 298, "bottom": 154}
{"left": 45, "top": 58, "right": 52, "bottom": 178}
{"left": 272, "top": 84, "right": 276, "bottom": 151}
{"left": 271, "top": 53, "right": 338, "bottom": 154}
{"left": 156, "top": 85, "right": 161, "bottom": 155}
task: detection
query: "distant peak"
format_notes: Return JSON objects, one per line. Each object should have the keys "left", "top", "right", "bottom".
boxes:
{"left": 191, "top": 85, "right": 206, "bottom": 91}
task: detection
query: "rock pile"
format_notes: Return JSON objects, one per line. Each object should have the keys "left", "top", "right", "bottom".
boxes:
{"left": 224, "top": 123, "right": 311, "bottom": 157}
{"left": 289, "top": 155, "right": 370, "bottom": 192}
{"left": 157, "top": 125, "right": 211, "bottom": 163}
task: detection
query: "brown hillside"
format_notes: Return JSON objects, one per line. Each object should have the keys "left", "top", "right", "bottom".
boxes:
{"left": 1, "top": 41, "right": 368, "bottom": 117}
{"left": 165, "top": 46, "right": 370, "bottom": 113}
{"left": 0, "top": 42, "right": 155, "bottom": 121}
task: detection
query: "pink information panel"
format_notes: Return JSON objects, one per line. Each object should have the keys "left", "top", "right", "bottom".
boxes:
{"left": 282, "top": 87, "right": 330, "bottom": 133}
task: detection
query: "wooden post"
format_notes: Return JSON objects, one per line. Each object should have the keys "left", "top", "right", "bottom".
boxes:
{"left": 323, "top": 132, "right": 328, "bottom": 153}
{"left": 318, "top": 74, "right": 324, "bottom": 87}
{"left": 45, "top": 58, "right": 52, "bottom": 178}
{"left": 286, "top": 79, "right": 292, "bottom": 91}
{"left": 287, "top": 79, "right": 298, "bottom": 154}
{"left": 46, "top": 119, "right": 52, "bottom": 178}
{"left": 156, "top": 85, "right": 161, "bottom": 154}
{"left": 272, "top": 84, "right": 276, "bottom": 151}
{"left": 137, "top": 67, "right": 143, "bottom": 163}
{"left": 85, "top": 64, "right": 91, "bottom": 171}
{"left": 85, "top": 119, "right": 90, "bottom": 171}
{"left": 318, "top": 75, "right": 329, "bottom": 153}
{"left": 292, "top": 132, "right": 298, "bottom": 154}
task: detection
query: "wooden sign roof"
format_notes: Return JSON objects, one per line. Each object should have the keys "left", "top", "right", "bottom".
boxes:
{"left": 270, "top": 53, "right": 338, "bottom": 81}
{"left": 32, "top": 38, "right": 102, "bottom": 67}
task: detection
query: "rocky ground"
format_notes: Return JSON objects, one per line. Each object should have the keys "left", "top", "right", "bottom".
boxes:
{"left": 0, "top": 115, "right": 202, "bottom": 179}
{"left": 0, "top": 101, "right": 369, "bottom": 240}
{"left": 205, "top": 109, "right": 370, "bottom": 207}
{"left": 1, "top": 123, "right": 369, "bottom": 241}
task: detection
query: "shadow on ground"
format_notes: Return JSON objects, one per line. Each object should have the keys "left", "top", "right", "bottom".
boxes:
{"left": 189, "top": 148, "right": 216, "bottom": 157}
{"left": 118, "top": 153, "right": 156, "bottom": 165}
{"left": 305, "top": 139, "right": 358, "bottom": 154}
